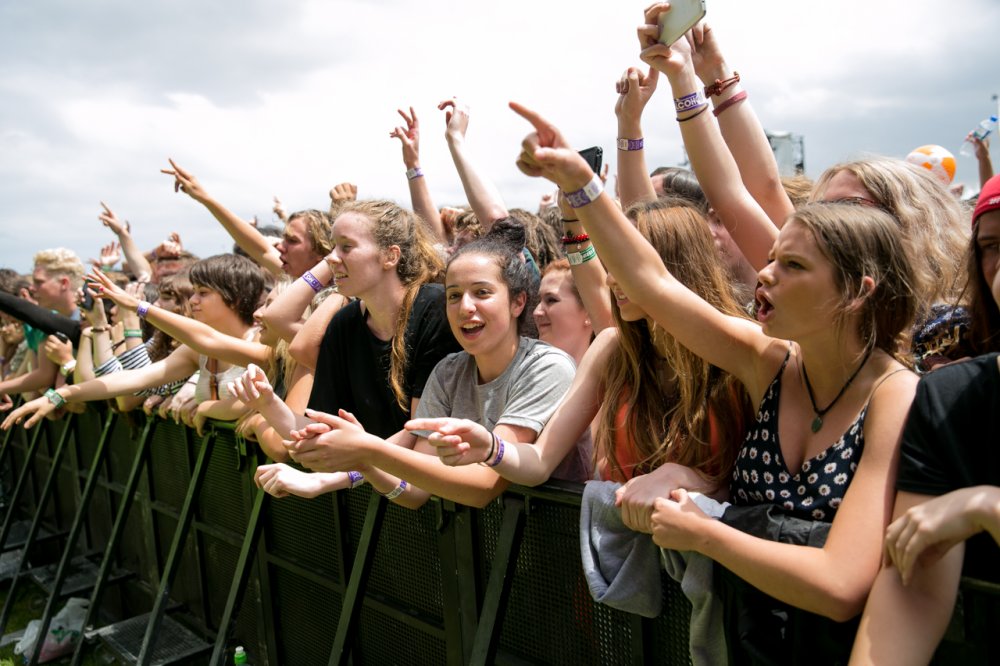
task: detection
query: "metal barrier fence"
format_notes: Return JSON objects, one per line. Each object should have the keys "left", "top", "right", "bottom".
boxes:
{"left": 0, "top": 406, "right": 997, "bottom": 665}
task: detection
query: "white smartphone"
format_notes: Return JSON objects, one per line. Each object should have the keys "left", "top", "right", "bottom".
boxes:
{"left": 657, "top": 0, "right": 707, "bottom": 46}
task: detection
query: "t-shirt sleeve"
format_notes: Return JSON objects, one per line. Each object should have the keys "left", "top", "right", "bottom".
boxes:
{"left": 406, "top": 285, "right": 460, "bottom": 400}
{"left": 496, "top": 346, "right": 575, "bottom": 434}
{"left": 896, "top": 372, "right": 962, "bottom": 497}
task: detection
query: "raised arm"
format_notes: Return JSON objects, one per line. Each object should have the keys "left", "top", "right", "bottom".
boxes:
{"left": 638, "top": 7, "right": 777, "bottom": 270}
{"left": 261, "top": 256, "right": 346, "bottom": 344}
{"left": 558, "top": 195, "right": 613, "bottom": 333}
{"left": 391, "top": 107, "right": 446, "bottom": 243}
{"left": 972, "top": 135, "right": 995, "bottom": 188}
{"left": 439, "top": 98, "right": 509, "bottom": 230}
{"left": 161, "top": 159, "right": 284, "bottom": 277}
{"left": 510, "top": 101, "right": 771, "bottom": 390}
{"left": 98, "top": 202, "right": 154, "bottom": 281}
{"left": 688, "top": 22, "right": 794, "bottom": 227}
{"left": 87, "top": 270, "right": 270, "bottom": 368}
{"left": 614, "top": 66, "right": 660, "bottom": 209}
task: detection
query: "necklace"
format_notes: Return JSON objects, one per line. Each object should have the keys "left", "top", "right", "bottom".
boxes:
{"left": 800, "top": 347, "right": 874, "bottom": 433}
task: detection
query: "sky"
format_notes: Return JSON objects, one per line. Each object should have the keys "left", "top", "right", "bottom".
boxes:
{"left": 1, "top": 0, "right": 999, "bottom": 272}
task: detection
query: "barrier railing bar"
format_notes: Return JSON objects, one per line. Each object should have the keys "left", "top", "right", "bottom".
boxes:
{"left": 327, "top": 491, "right": 387, "bottom": 665}
{"left": 27, "top": 410, "right": 115, "bottom": 665}
{"left": 209, "top": 485, "right": 267, "bottom": 665}
{"left": 135, "top": 430, "right": 215, "bottom": 665}
{"left": 70, "top": 417, "right": 156, "bottom": 666}
{"left": 469, "top": 496, "right": 527, "bottom": 666}
{"left": 0, "top": 422, "right": 44, "bottom": 552}
{"left": 0, "top": 414, "right": 77, "bottom": 635}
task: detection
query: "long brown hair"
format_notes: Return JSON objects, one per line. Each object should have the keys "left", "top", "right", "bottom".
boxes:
{"left": 336, "top": 200, "right": 444, "bottom": 410}
{"left": 599, "top": 198, "right": 750, "bottom": 487}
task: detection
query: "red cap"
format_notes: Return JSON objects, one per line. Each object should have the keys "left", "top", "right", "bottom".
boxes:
{"left": 974, "top": 174, "right": 1000, "bottom": 226}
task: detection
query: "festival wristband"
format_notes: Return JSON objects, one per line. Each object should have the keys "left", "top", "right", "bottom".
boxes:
{"left": 567, "top": 245, "right": 598, "bottom": 266}
{"left": 301, "top": 271, "right": 323, "bottom": 293}
{"left": 136, "top": 301, "right": 151, "bottom": 318}
{"left": 674, "top": 90, "right": 707, "bottom": 114}
{"left": 406, "top": 167, "right": 424, "bottom": 181}
{"left": 347, "top": 470, "right": 365, "bottom": 489}
{"left": 124, "top": 329, "right": 143, "bottom": 339}
{"left": 486, "top": 434, "right": 506, "bottom": 467}
{"left": 45, "top": 388, "right": 66, "bottom": 409}
{"left": 378, "top": 479, "right": 408, "bottom": 500}
{"left": 616, "top": 138, "right": 644, "bottom": 151}
{"left": 564, "top": 174, "right": 604, "bottom": 209}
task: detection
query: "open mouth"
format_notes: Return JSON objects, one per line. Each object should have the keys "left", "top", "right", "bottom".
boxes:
{"left": 754, "top": 289, "right": 774, "bottom": 322}
{"left": 459, "top": 322, "right": 485, "bottom": 339}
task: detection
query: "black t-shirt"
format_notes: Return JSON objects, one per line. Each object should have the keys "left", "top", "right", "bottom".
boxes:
{"left": 308, "top": 283, "right": 460, "bottom": 439}
{"left": 896, "top": 352, "right": 1000, "bottom": 582}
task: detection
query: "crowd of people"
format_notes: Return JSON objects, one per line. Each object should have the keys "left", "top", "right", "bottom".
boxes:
{"left": 1, "top": 5, "right": 998, "bottom": 663}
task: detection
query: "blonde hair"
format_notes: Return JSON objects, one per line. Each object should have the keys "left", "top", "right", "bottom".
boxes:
{"left": 32, "top": 248, "right": 84, "bottom": 288}
{"left": 288, "top": 209, "right": 334, "bottom": 257}
{"left": 811, "top": 158, "right": 968, "bottom": 310}
{"left": 599, "top": 198, "right": 750, "bottom": 487}
{"left": 336, "top": 200, "right": 444, "bottom": 410}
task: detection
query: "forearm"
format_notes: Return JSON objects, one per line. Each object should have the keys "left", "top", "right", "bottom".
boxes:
{"left": 667, "top": 69, "right": 777, "bottom": 270}
{"left": 288, "top": 294, "right": 344, "bottom": 370}
{"left": 446, "top": 137, "right": 509, "bottom": 229}
{"left": 699, "top": 63, "right": 793, "bottom": 228}
{"left": 406, "top": 174, "right": 446, "bottom": 244}
{"left": 979, "top": 152, "right": 995, "bottom": 188}
{"left": 262, "top": 259, "right": 335, "bottom": 343}
{"left": 145, "top": 305, "right": 268, "bottom": 367}
{"left": 0, "top": 364, "right": 57, "bottom": 396}
{"left": 201, "top": 196, "right": 283, "bottom": 276}
{"left": 116, "top": 231, "right": 153, "bottom": 281}
{"left": 616, "top": 118, "right": 657, "bottom": 209}
{"left": 562, "top": 219, "right": 613, "bottom": 332}
{"left": 366, "top": 436, "right": 508, "bottom": 508}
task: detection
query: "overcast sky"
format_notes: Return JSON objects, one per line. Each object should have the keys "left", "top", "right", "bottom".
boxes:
{"left": 2, "top": 0, "right": 999, "bottom": 272}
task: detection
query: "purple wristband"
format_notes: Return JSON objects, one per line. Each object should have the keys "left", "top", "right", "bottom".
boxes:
{"left": 301, "top": 270, "right": 323, "bottom": 293}
{"left": 487, "top": 435, "right": 506, "bottom": 467}
{"left": 379, "top": 479, "right": 408, "bottom": 500}
{"left": 136, "top": 300, "right": 151, "bottom": 318}
{"left": 406, "top": 167, "right": 424, "bottom": 181}
{"left": 617, "top": 138, "right": 644, "bottom": 151}
{"left": 347, "top": 470, "right": 364, "bottom": 488}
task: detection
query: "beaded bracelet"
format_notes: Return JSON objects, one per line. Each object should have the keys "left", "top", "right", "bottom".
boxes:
{"left": 301, "top": 270, "right": 323, "bottom": 293}
{"left": 378, "top": 479, "right": 408, "bottom": 500}
{"left": 561, "top": 233, "right": 590, "bottom": 245}
{"left": 713, "top": 91, "right": 748, "bottom": 118}
{"left": 45, "top": 388, "right": 66, "bottom": 409}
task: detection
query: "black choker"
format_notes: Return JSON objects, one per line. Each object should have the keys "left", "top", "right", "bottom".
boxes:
{"left": 801, "top": 347, "right": 873, "bottom": 433}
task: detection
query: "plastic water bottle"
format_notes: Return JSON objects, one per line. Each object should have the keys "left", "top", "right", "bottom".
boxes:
{"left": 960, "top": 114, "right": 998, "bottom": 157}
{"left": 234, "top": 646, "right": 248, "bottom": 665}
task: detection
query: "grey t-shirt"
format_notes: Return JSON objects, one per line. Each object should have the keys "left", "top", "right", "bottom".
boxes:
{"left": 414, "top": 337, "right": 593, "bottom": 482}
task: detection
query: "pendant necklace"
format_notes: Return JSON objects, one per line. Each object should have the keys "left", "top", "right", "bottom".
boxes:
{"left": 801, "top": 347, "right": 873, "bottom": 433}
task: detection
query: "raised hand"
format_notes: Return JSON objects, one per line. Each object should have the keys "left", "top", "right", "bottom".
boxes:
{"left": 43, "top": 334, "right": 74, "bottom": 367}
{"left": 614, "top": 66, "right": 659, "bottom": 125}
{"left": 272, "top": 196, "right": 288, "bottom": 222}
{"left": 98, "top": 202, "right": 130, "bottom": 236}
{"left": 637, "top": 4, "right": 697, "bottom": 78}
{"left": 228, "top": 363, "right": 275, "bottom": 413}
{"left": 86, "top": 269, "right": 139, "bottom": 312}
{"left": 153, "top": 232, "right": 183, "bottom": 260}
{"left": 89, "top": 241, "right": 122, "bottom": 270}
{"left": 390, "top": 106, "right": 422, "bottom": 168}
{"left": 688, "top": 21, "right": 728, "bottom": 83}
{"left": 509, "top": 102, "right": 592, "bottom": 191}
{"left": 404, "top": 417, "right": 492, "bottom": 466}
{"left": 161, "top": 159, "right": 210, "bottom": 203}
{"left": 439, "top": 98, "right": 471, "bottom": 143}
{"left": 329, "top": 182, "right": 358, "bottom": 206}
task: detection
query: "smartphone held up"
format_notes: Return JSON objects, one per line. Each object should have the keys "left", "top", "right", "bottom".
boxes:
{"left": 657, "top": 0, "right": 707, "bottom": 47}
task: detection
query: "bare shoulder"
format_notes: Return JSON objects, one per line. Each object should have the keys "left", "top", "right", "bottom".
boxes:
{"left": 863, "top": 359, "right": 919, "bottom": 454}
